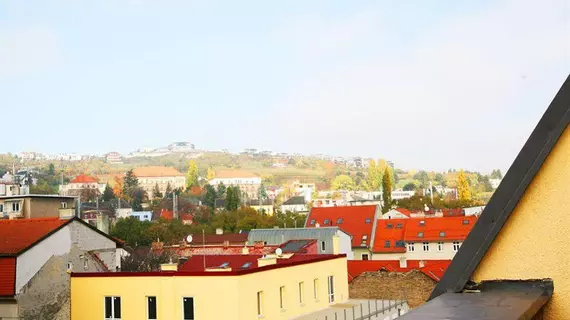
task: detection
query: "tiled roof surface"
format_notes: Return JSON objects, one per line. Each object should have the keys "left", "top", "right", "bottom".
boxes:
{"left": 213, "top": 170, "right": 259, "bottom": 179}
{"left": 160, "top": 209, "right": 173, "bottom": 220}
{"left": 0, "top": 218, "right": 69, "bottom": 254}
{"left": 305, "top": 205, "right": 377, "bottom": 247}
{"left": 180, "top": 254, "right": 339, "bottom": 272}
{"left": 71, "top": 174, "right": 98, "bottom": 183}
{"left": 404, "top": 216, "right": 478, "bottom": 242}
{"left": 372, "top": 219, "right": 408, "bottom": 253}
{"left": 133, "top": 166, "right": 184, "bottom": 177}
{"left": 0, "top": 257, "right": 16, "bottom": 296}
{"left": 157, "top": 245, "right": 278, "bottom": 256}
{"left": 395, "top": 208, "right": 412, "bottom": 217}
{"left": 347, "top": 260, "right": 451, "bottom": 283}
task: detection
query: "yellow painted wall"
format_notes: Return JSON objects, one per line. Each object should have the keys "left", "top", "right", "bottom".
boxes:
{"left": 472, "top": 126, "right": 570, "bottom": 320}
{"left": 353, "top": 248, "right": 371, "bottom": 260}
{"left": 71, "top": 257, "right": 348, "bottom": 320}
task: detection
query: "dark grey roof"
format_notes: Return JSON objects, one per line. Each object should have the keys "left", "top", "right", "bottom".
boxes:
{"left": 81, "top": 199, "right": 131, "bottom": 210}
{"left": 431, "top": 75, "right": 570, "bottom": 300}
{"left": 279, "top": 239, "right": 314, "bottom": 253}
{"left": 246, "top": 199, "right": 274, "bottom": 206}
{"left": 400, "top": 280, "right": 553, "bottom": 320}
{"left": 282, "top": 196, "right": 306, "bottom": 206}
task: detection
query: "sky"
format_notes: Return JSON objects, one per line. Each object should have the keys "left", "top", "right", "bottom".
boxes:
{"left": 0, "top": 0, "right": 569, "bottom": 173}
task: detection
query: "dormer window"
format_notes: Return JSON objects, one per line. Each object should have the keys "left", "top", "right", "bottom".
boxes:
{"left": 418, "top": 232, "right": 424, "bottom": 238}
{"left": 310, "top": 219, "right": 316, "bottom": 225}
{"left": 323, "top": 219, "right": 330, "bottom": 225}
{"left": 462, "top": 219, "right": 470, "bottom": 225}
{"left": 336, "top": 218, "right": 343, "bottom": 224}
{"left": 419, "top": 220, "right": 425, "bottom": 226}
{"left": 396, "top": 223, "right": 403, "bottom": 229}
{"left": 439, "top": 231, "right": 446, "bottom": 237}
{"left": 365, "top": 218, "right": 371, "bottom": 224}
{"left": 387, "top": 223, "right": 393, "bottom": 229}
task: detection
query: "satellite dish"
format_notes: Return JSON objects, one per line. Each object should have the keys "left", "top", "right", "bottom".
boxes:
{"left": 186, "top": 235, "right": 193, "bottom": 243}
{"left": 275, "top": 248, "right": 283, "bottom": 255}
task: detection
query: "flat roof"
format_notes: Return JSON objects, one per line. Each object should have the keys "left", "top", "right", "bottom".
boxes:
{"left": 72, "top": 254, "right": 346, "bottom": 277}
{"left": 0, "top": 194, "right": 77, "bottom": 200}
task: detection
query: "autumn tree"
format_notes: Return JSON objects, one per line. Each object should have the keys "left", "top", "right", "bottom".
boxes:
{"left": 382, "top": 167, "right": 393, "bottom": 213}
{"left": 102, "top": 184, "right": 115, "bottom": 202}
{"left": 186, "top": 160, "right": 198, "bottom": 189}
{"left": 365, "top": 160, "right": 381, "bottom": 191}
{"left": 457, "top": 169, "right": 471, "bottom": 201}
{"left": 206, "top": 167, "right": 216, "bottom": 180}
{"left": 113, "top": 175, "right": 124, "bottom": 198}
{"left": 332, "top": 175, "right": 355, "bottom": 191}
{"left": 79, "top": 188, "right": 100, "bottom": 202}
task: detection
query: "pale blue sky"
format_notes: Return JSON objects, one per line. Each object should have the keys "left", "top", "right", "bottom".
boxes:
{"left": 0, "top": 0, "right": 569, "bottom": 172}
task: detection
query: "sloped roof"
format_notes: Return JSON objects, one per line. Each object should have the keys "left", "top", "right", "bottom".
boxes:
{"left": 404, "top": 216, "right": 478, "bottom": 242}
{"left": 395, "top": 208, "right": 412, "bottom": 217}
{"left": 179, "top": 254, "right": 341, "bottom": 272}
{"left": 282, "top": 196, "right": 306, "bottom": 206}
{"left": 0, "top": 218, "right": 69, "bottom": 255}
{"left": 347, "top": 260, "right": 452, "bottom": 283}
{"left": 133, "top": 166, "right": 184, "bottom": 177}
{"left": 213, "top": 170, "right": 258, "bottom": 179}
{"left": 247, "top": 227, "right": 345, "bottom": 245}
{"left": 372, "top": 219, "right": 407, "bottom": 253}
{"left": 71, "top": 174, "right": 98, "bottom": 183}
{"left": 431, "top": 75, "right": 570, "bottom": 300}
{"left": 305, "top": 205, "right": 378, "bottom": 247}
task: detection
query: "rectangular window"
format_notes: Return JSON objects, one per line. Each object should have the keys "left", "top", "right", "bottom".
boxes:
{"left": 104, "top": 296, "right": 121, "bottom": 320}
{"left": 462, "top": 219, "right": 470, "bottom": 225}
{"left": 396, "top": 223, "right": 403, "bottom": 229}
{"left": 257, "top": 291, "right": 263, "bottom": 316}
{"left": 313, "top": 279, "right": 319, "bottom": 301}
{"left": 0, "top": 204, "right": 3, "bottom": 212}
{"left": 423, "top": 242, "right": 429, "bottom": 252}
{"left": 147, "top": 296, "right": 157, "bottom": 320}
{"left": 328, "top": 276, "right": 335, "bottom": 303}
{"left": 438, "top": 242, "right": 444, "bottom": 252}
{"left": 407, "top": 243, "right": 415, "bottom": 252}
{"left": 384, "top": 240, "right": 390, "bottom": 248}
{"left": 11, "top": 202, "right": 20, "bottom": 212}
{"left": 321, "top": 241, "right": 326, "bottom": 252}
{"left": 183, "top": 297, "right": 194, "bottom": 320}
{"left": 387, "top": 223, "right": 393, "bottom": 229}
{"left": 336, "top": 218, "right": 343, "bottom": 224}
{"left": 323, "top": 219, "right": 330, "bottom": 225}
{"left": 439, "top": 231, "right": 446, "bottom": 237}
{"left": 299, "top": 282, "right": 304, "bottom": 304}
{"left": 419, "top": 220, "right": 425, "bottom": 226}
{"left": 61, "top": 202, "right": 68, "bottom": 208}
{"left": 361, "top": 254, "right": 369, "bottom": 260}
{"left": 453, "top": 241, "right": 461, "bottom": 252}
{"left": 279, "top": 286, "right": 286, "bottom": 309}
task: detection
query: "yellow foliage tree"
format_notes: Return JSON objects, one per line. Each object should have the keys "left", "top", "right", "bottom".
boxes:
{"left": 112, "top": 175, "right": 123, "bottom": 198}
{"left": 457, "top": 169, "right": 471, "bottom": 201}
{"left": 206, "top": 167, "right": 215, "bottom": 180}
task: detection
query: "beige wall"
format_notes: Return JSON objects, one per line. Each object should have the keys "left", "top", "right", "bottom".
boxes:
{"left": 472, "top": 126, "right": 570, "bottom": 320}
{"left": 353, "top": 248, "right": 371, "bottom": 260}
{"left": 372, "top": 241, "right": 460, "bottom": 261}
{"left": 26, "top": 198, "right": 74, "bottom": 219}
{"left": 0, "top": 301, "right": 18, "bottom": 319}
{"left": 139, "top": 176, "right": 186, "bottom": 195}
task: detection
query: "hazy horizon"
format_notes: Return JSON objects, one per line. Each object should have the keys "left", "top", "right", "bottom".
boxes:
{"left": 1, "top": 0, "right": 569, "bottom": 172}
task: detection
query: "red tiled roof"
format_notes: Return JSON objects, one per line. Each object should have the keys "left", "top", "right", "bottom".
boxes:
{"left": 157, "top": 245, "right": 278, "bottom": 256}
{"left": 180, "top": 254, "right": 339, "bottom": 272}
{"left": 71, "top": 174, "right": 98, "bottom": 183}
{"left": 160, "top": 209, "right": 173, "bottom": 221}
{"left": 201, "top": 233, "right": 248, "bottom": 245}
{"left": 0, "top": 218, "right": 69, "bottom": 255}
{"left": 305, "top": 205, "right": 377, "bottom": 247}
{"left": 0, "top": 257, "right": 16, "bottom": 296}
{"left": 395, "top": 208, "right": 412, "bottom": 217}
{"left": 347, "top": 260, "right": 451, "bottom": 283}
{"left": 404, "top": 216, "right": 478, "bottom": 242}
{"left": 372, "top": 219, "right": 408, "bottom": 253}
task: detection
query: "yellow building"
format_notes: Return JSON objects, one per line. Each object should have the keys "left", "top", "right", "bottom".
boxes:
{"left": 401, "top": 76, "right": 570, "bottom": 319}
{"left": 71, "top": 253, "right": 348, "bottom": 320}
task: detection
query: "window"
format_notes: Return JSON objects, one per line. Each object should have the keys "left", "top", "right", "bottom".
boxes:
{"left": 423, "top": 242, "right": 429, "bottom": 252}
{"left": 0, "top": 204, "right": 3, "bottom": 212}
{"left": 453, "top": 241, "right": 461, "bottom": 252}
{"left": 387, "top": 223, "right": 393, "bottom": 229}
{"left": 11, "top": 202, "right": 20, "bottom": 212}
{"left": 361, "top": 235, "right": 368, "bottom": 246}
{"left": 439, "top": 231, "right": 446, "bottom": 238}
{"left": 407, "top": 243, "right": 415, "bottom": 252}
{"left": 361, "top": 254, "right": 369, "bottom": 260}
{"left": 313, "top": 279, "right": 319, "bottom": 301}
{"left": 298, "top": 282, "right": 304, "bottom": 304}
{"left": 438, "top": 242, "right": 444, "bottom": 252}
{"left": 417, "top": 232, "right": 424, "bottom": 238}
{"left": 327, "top": 276, "right": 335, "bottom": 303}
{"left": 323, "top": 219, "right": 330, "bottom": 225}
{"left": 257, "top": 291, "right": 263, "bottom": 316}
{"left": 61, "top": 202, "right": 67, "bottom": 209}
{"left": 365, "top": 218, "right": 371, "bottom": 224}
{"left": 384, "top": 240, "right": 391, "bottom": 248}
{"left": 310, "top": 219, "right": 316, "bottom": 225}
{"left": 396, "top": 223, "right": 403, "bottom": 229}
{"left": 321, "top": 241, "right": 326, "bottom": 252}
{"left": 462, "top": 219, "right": 470, "bottom": 225}
{"left": 279, "top": 286, "right": 286, "bottom": 309}
{"left": 336, "top": 218, "right": 343, "bottom": 224}
{"left": 183, "top": 297, "right": 194, "bottom": 320}
{"left": 395, "top": 240, "right": 405, "bottom": 247}
{"left": 147, "top": 296, "right": 157, "bottom": 320}
{"left": 104, "top": 296, "right": 121, "bottom": 320}
{"left": 419, "top": 220, "right": 425, "bottom": 226}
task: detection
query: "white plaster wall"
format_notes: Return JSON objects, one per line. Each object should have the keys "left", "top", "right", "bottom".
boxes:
{"left": 337, "top": 231, "right": 354, "bottom": 260}
{"left": 371, "top": 241, "right": 460, "bottom": 261}
{"left": 380, "top": 210, "right": 409, "bottom": 220}
{"left": 16, "top": 226, "right": 72, "bottom": 294}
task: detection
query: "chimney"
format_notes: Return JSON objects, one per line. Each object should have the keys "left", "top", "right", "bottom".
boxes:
{"left": 332, "top": 235, "right": 340, "bottom": 255}
{"left": 216, "top": 228, "right": 223, "bottom": 235}
{"left": 419, "top": 260, "right": 425, "bottom": 268}
{"left": 257, "top": 256, "right": 277, "bottom": 267}
{"left": 399, "top": 257, "right": 407, "bottom": 269}
{"left": 242, "top": 246, "right": 250, "bottom": 255}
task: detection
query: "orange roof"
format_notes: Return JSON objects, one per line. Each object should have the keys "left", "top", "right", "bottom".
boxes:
{"left": 71, "top": 174, "right": 98, "bottom": 183}
{"left": 133, "top": 166, "right": 184, "bottom": 178}
{"left": 372, "top": 219, "right": 408, "bottom": 253}
{"left": 0, "top": 257, "right": 16, "bottom": 296}
{"left": 347, "top": 260, "right": 451, "bottom": 282}
{"left": 214, "top": 170, "right": 259, "bottom": 179}
{"left": 160, "top": 209, "right": 173, "bottom": 220}
{"left": 305, "top": 205, "right": 378, "bottom": 247}
{"left": 404, "top": 216, "right": 478, "bottom": 242}
{"left": 394, "top": 208, "right": 412, "bottom": 217}
{"left": 0, "top": 218, "right": 69, "bottom": 255}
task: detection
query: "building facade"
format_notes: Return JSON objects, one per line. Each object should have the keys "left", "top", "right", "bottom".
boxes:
{"left": 133, "top": 166, "right": 186, "bottom": 195}
{"left": 59, "top": 174, "right": 106, "bottom": 197}
{"left": 0, "top": 195, "right": 76, "bottom": 219}
{"left": 208, "top": 170, "right": 262, "bottom": 199}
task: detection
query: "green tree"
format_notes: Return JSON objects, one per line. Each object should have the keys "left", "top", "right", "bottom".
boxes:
{"left": 225, "top": 186, "right": 241, "bottom": 211}
{"left": 413, "top": 171, "right": 430, "bottom": 188}
{"left": 382, "top": 167, "right": 393, "bottom": 213}
{"left": 402, "top": 182, "right": 417, "bottom": 191}
{"left": 490, "top": 169, "right": 503, "bottom": 179}
{"left": 110, "top": 217, "right": 153, "bottom": 247}
{"left": 48, "top": 163, "right": 55, "bottom": 176}
{"left": 202, "top": 184, "right": 217, "bottom": 209}
{"left": 130, "top": 187, "right": 148, "bottom": 211}
{"left": 165, "top": 182, "right": 173, "bottom": 198}
{"left": 152, "top": 183, "right": 163, "bottom": 200}
{"left": 457, "top": 169, "right": 472, "bottom": 201}
{"left": 30, "top": 180, "right": 56, "bottom": 194}
{"left": 186, "top": 160, "right": 198, "bottom": 189}
{"left": 434, "top": 172, "right": 445, "bottom": 186}
{"left": 332, "top": 175, "right": 355, "bottom": 191}
{"left": 122, "top": 169, "right": 139, "bottom": 196}
{"left": 259, "top": 184, "right": 267, "bottom": 201}
{"left": 102, "top": 184, "right": 115, "bottom": 202}
{"left": 216, "top": 183, "right": 227, "bottom": 199}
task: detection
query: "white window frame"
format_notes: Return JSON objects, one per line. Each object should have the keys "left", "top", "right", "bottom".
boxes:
{"left": 61, "top": 201, "right": 68, "bottom": 209}
{"left": 423, "top": 242, "right": 430, "bottom": 252}
{"left": 437, "top": 242, "right": 444, "bottom": 252}
{"left": 147, "top": 296, "right": 157, "bottom": 320}
{"left": 328, "top": 276, "right": 335, "bottom": 303}
{"left": 453, "top": 241, "right": 461, "bottom": 252}
{"left": 11, "top": 201, "right": 20, "bottom": 212}
{"left": 407, "top": 243, "right": 415, "bottom": 252}
{"left": 104, "top": 296, "right": 121, "bottom": 320}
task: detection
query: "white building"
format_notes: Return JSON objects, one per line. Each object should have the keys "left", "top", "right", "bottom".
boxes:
{"left": 209, "top": 170, "right": 262, "bottom": 199}
{"left": 391, "top": 190, "right": 415, "bottom": 200}
{"left": 280, "top": 196, "right": 308, "bottom": 213}
{"left": 59, "top": 174, "right": 106, "bottom": 197}
{"left": 105, "top": 152, "right": 123, "bottom": 164}
{"left": 133, "top": 166, "right": 186, "bottom": 195}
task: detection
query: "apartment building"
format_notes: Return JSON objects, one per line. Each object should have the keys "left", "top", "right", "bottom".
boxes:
{"left": 59, "top": 174, "right": 106, "bottom": 197}
{"left": 133, "top": 166, "right": 186, "bottom": 195}
{"left": 208, "top": 170, "right": 261, "bottom": 199}
{"left": 71, "top": 253, "right": 348, "bottom": 320}
{"left": 0, "top": 194, "right": 76, "bottom": 219}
